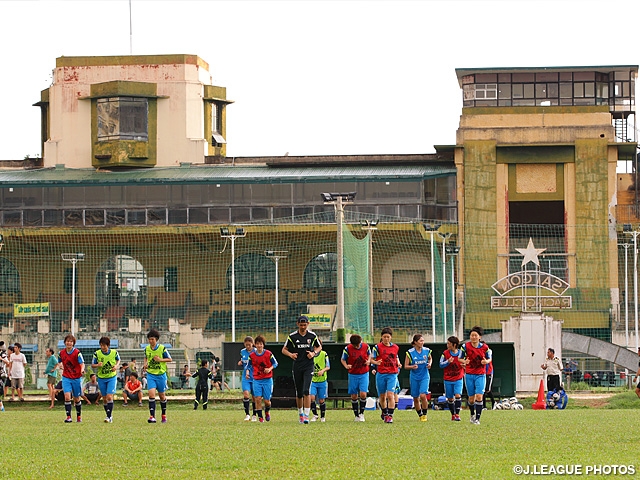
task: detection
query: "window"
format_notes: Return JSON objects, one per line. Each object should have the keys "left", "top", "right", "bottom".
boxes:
{"left": 228, "top": 253, "right": 275, "bottom": 289}
{"left": 211, "top": 102, "right": 226, "bottom": 146}
{"left": 0, "top": 258, "right": 20, "bottom": 293}
{"left": 97, "top": 97, "right": 148, "bottom": 141}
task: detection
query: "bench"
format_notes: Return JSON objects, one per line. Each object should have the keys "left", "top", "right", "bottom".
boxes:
{"left": 328, "top": 380, "right": 350, "bottom": 408}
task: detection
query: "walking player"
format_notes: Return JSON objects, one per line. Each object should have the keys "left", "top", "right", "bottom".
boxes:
{"left": 143, "top": 329, "right": 173, "bottom": 423}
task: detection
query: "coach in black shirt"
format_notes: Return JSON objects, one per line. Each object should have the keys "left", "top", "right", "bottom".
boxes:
{"left": 282, "top": 315, "right": 321, "bottom": 424}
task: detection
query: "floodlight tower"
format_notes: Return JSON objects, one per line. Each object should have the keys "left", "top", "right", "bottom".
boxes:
{"left": 220, "top": 227, "right": 246, "bottom": 343}
{"left": 265, "top": 250, "right": 288, "bottom": 342}
{"left": 61, "top": 253, "right": 85, "bottom": 336}
{"left": 423, "top": 223, "right": 441, "bottom": 341}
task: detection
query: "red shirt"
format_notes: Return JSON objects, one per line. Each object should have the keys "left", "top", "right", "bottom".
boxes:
{"left": 373, "top": 342, "right": 399, "bottom": 374}
{"left": 249, "top": 349, "right": 276, "bottom": 380}
{"left": 442, "top": 349, "right": 464, "bottom": 381}
{"left": 461, "top": 341, "right": 490, "bottom": 375}
{"left": 125, "top": 379, "right": 141, "bottom": 392}
{"left": 343, "top": 343, "right": 370, "bottom": 375}
{"left": 59, "top": 348, "right": 83, "bottom": 379}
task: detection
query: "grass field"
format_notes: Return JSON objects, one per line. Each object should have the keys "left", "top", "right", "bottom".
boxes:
{"left": 2, "top": 394, "right": 640, "bottom": 479}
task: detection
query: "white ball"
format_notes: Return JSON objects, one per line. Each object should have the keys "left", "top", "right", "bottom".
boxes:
{"left": 493, "top": 402, "right": 503, "bottom": 410}
{"left": 514, "top": 403, "right": 524, "bottom": 410}
{"left": 502, "top": 401, "right": 511, "bottom": 410}
{"left": 509, "top": 397, "right": 518, "bottom": 404}
{"left": 548, "top": 400, "right": 555, "bottom": 408}
{"left": 552, "top": 392, "right": 560, "bottom": 402}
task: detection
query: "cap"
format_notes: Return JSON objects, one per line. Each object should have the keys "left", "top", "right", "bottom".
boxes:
{"left": 297, "top": 315, "right": 309, "bottom": 324}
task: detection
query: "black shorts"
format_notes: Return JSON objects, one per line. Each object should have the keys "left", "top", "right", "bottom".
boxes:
{"left": 292, "top": 369, "right": 313, "bottom": 398}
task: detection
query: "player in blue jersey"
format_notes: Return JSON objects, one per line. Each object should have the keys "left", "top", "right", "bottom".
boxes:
{"left": 404, "top": 334, "right": 432, "bottom": 422}
{"left": 238, "top": 336, "right": 257, "bottom": 421}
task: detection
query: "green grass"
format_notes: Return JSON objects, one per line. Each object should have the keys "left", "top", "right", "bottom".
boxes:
{"left": 2, "top": 401, "right": 640, "bottom": 479}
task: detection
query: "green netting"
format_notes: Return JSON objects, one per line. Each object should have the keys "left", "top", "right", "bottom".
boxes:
{"left": 343, "top": 222, "right": 370, "bottom": 337}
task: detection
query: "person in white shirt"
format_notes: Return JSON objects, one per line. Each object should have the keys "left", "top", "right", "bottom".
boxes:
{"left": 541, "top": 347, "right": 563, "bottom": 393}
{"left": 9, "top": 342, "right": 28, "bottom": 402}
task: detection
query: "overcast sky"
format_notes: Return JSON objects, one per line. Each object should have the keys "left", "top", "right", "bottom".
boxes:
{"left": 1, "top": 0, "right": 638, "bottom": 160}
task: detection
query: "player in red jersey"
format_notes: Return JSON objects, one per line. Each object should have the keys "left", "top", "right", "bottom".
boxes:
{"left": 57, "top": 334, "right": 85, "bottom": 423}
{"left": 341, "top": 334, "right": 371, "bottom": 421}
{"left": 248, "top": 335, "right": 278, "bottom": 422}
{"left": 371, "top": 327, "right": 401, "bottom": 423}
{"left": 460, "top": 326, "right": 491, "bottom": 425}
{"left": 439, "top": 335, "right": 464, "bottom": 421}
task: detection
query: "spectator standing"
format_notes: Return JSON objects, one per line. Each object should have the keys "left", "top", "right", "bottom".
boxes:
{"left": 282, "top": 315, "right": 321, "bottom": 424}
{"left": 541, "top": 348, "right": 563, "bottom": 392}
{"left": 44, "top": 347, "right": 59, "bottom": 409}
{"left": 9, "top": 342, "right": 28, "bottom": 402}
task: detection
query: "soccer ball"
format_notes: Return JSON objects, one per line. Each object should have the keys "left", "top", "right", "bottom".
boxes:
{"left": 493, "top": 402, "right": 503, "bottom": 410}
{"left": 547, "top": 400, "right": 555, "bottom": 408}
{"left": 501, "top": 399, "right": 512, "bottom": 410}
{"left": 509, "top": 397, "right": 518, "bottom": 404}
{"left": 552, "top": 392, "right": 561, "bottom": 402}
{"left": 513, "top": 403, "right": 524, "bottom": 410}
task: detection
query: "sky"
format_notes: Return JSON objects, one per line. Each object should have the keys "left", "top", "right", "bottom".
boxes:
{"left": 1, "top": 0, "right": 638, "bottom": 160}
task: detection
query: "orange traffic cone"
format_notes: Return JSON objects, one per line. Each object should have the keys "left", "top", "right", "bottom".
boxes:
{"left": 532, "top": 379, "right": 547, "bottom": 410}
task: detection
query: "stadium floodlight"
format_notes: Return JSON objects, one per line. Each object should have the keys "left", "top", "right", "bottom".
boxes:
{"left": 445, "top": 243, "right": 460, "bottom": 337}
{"left": 61, "top": 253, "right": 85, "bottom": 336}
{"left": 320, "top": 192, "right": 357, "bottom": 335}
{"left": 437, "top": 232, "right": 452, "bottom": 339}
{"left": 265, "top": 250, "right": 288, "bottom": 342}
{"left": 623, "top": 226, "right": 640, "bottom": 352}
{"left": 220, "top": 227, "right": 247, "bottom": 342}
{"left": 361, "top": 220, "right": 379, "bottom": 335}
{"left": 422, "top": 223, "right": 441, "bottom": 341}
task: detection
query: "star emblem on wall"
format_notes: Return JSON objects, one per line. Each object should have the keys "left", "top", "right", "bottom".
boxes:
{"left": 515, "top": 238, "right": 546, "bottom": 267}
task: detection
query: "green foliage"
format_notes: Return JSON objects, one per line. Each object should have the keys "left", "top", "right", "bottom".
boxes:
{"left": 604, "top": 391, "right": 640, "bottom": 409}
{"left": 1, "top": 406, "right": 639, "bottom": 478}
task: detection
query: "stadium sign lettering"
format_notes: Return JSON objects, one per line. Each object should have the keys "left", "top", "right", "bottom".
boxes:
{"left": 491, "top": 296, "right": 572, "bottom": 309}
{"left": 492, "top": 271, "right": 569, "bottom": 296}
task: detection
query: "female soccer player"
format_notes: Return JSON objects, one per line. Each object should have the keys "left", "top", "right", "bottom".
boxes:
{"left": 92, "top": 336, "right": 120, "bottom": 423}
{"left": 439, "top": 335, "right": 464, "bottom": 421}
{"left": 238, "top": 336, "right": 257, "bottom": 421}
{"left": 58, "top": 334, "right": 85, "bottom": 423}
{"left": 341, "top": 334, "right": 371, "bottom": 422}
{"left": 371, "top": 327, "right": 401, "bottom": 423}
{"left": 248, "top": 335, "right": 278, "bottom": 422}
{"left": 404, "top": 334, "right": 431, "bottom": 422}
{"left": 143, "top": 329, "right": 173, "bottom": 423}
{"left": 310, "top": 340, "right": 330, "bottom": 422}
{"left": 460, "top": 326, "right": 491, "bottom": 425}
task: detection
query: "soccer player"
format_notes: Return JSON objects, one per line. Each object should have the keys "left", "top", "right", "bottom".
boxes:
{"left": 192, "top": 359, "right": 213, "bottom": 410}
{"left": 341, "top": 334, "right": 371, "bottom": 422}
{"left": 57, "top": 334, "right": 85, "bottom": 423}
{"left": 143, "top": 329, "right": 173, "bottom": 423}
{"left": 248, "top": 335, "right": 278, "bottom": 422}
{"left": 310, "top": 340, "right": 330, "bottom": 422}
{"left": 439, "top": 335, "right": 464, "bottom": 421}
{"left": 92, "top": 336, "right": 120, "bottom": 423}
{"left": 238, "top": 336, "right": 257, "bottom": 421}
{"left": 404, "top": 333, "right": 432, "bottom": 422}
{"left": 371, "top": 327, "right": 401, "bottom": 423}
{"left": 460, "top": 326, "right": 491, "bottom": 425}
{"left": 282, "top": 315, "right": 321, "bottom": 424}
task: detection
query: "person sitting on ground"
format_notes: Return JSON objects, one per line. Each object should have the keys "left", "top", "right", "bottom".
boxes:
{"left": 122, "top": 371, "right": 143, "bottom": 407}
{"left": 81, "top": 373, "right": 102, "bottom": 405}
{"left": 179, "top": 364, "right": 191, "bottom": 389}
{"left": 54, "top": 380, "right": 65, "bottom": 403}
{"left": 211, "top": 357, "right": 230, "bottom": 391}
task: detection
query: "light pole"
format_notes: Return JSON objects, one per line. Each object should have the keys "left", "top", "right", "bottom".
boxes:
{"left": 623, "top": 224, "right": 640, "bottom": 351}
{"left": 438, "top": 232, "right": 452, "bottom": 339}
{"left": 361, "top": 219, "right": 378, "bottom": 336}
{"left": 265, "top": 250, "right": 287, "bottom": 342}
{"left": 61, "top": 253, "right": 85, "bottom": 336}
{"left": 220, "top": 227, "right": 246, "bottom": 343}
{"left": 321, "top": 192, "right": 356, "bottom": 341}
{"left": 423, "top": 223, "right": 441, "bottom": 342}
{"left": 445, "top": 244, "right": 460, "bottom": 338}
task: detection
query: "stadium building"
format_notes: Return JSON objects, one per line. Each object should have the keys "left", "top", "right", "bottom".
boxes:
{"left": 0, "top": 55, "right": 638, "bottom": 390}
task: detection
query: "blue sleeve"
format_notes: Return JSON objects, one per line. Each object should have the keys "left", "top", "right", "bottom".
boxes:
{"left": 92, "top": 353, "right": 98, "bottom": 365}
{"left": 325, "top": 357, "right": 330, "bottom": 368}
{"left": 77, "top": 353, "right": 84, "bottom": 365}
{"left": 341, "top": 346, "right": 349, "bottom": 361}
{"left": 459, "top": 344, "right": 467, "bottom": 359}
{"left": 115, "top": 352, "right": 120, "bottom": 361}
{"left": 372, "top": 345, "right": 379, "bottom": 359}
{"left": 439, "top": 354, "right": 448, "bottom": 369}
{"left": 485, "top": 347, "right": 491, "bottom": 360}
{"left": 270, "top": 354, "right": 278, "bottom": 369}
{"left": 163, "top": 349, "right": 171, "bottom": 360}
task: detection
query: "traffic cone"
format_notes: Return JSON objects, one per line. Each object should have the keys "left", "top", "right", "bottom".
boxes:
{"left": 532, "top": 379, "right": 547, "bottom": 410}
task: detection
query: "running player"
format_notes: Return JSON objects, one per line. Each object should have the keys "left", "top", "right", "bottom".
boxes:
{"left": 238, "top": 336, "right": 257, "bottom": 421}
{"left": 58, "top": 334, "right": 85, "bottom": 423}
{"left": 91, "top": 336, "right": 120, "bottom": 423}
{"left": 310, "top": 340, "right": 330, "bottom": 422}
{"left": 439, "top": 335, "right": 464, "bottom": 421}
{"left": 282, "top": 315, "right": 321, "bottom": 424}
{"left": 371, "top": 327, "right": 401, "bottom": 423}
{"left": 404, "top": 333, "right": 431, "bottom": 422}
{"left": 460, "top": 326, "right": 491, "bottom": 425}
{"left": 192, "top": 359, "right": 213, "bottom": 410}
{"left": 143, "top": 329, "right": 173, "bottom": 423}
{"left": 248, "top": 335, "right": 278, "bottom": 422}
{"left": 341, "top": 334, "right": 371, "bottom": 422}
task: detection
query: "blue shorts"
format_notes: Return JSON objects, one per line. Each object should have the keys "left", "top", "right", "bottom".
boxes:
{"left": 376, "top": 373, "right": 398, "bottom": 395}
{"left": 394, "top": 378, "right": 401, "bottom": 394}
{"left": 97, "top": 376, "right": 117, "bottom": 395}
{"left": 410, "top": 375, "right": 430, "bottom": 397}
{"left": 348, "top": 372, "right": 369, "bottom": 395}
{"left": 310, "top": 381, "right": 328, "bottom": 400}
{"left": 445, "top": 379, "right": 463, "bottom": 398}
{"left": 62, "top": 377, "right": 82, "bottom": 398}
{"left": 465, "top": 373, "right": 486, "bottom": 397}
{"left": 253, "top": 378, "right": 273, "bottom": 400}
{"left": 241, "top": 377, "right": 253, "bottom": 394}
{"left": 147, "top": 372, "right": 168, "bottom": 393}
